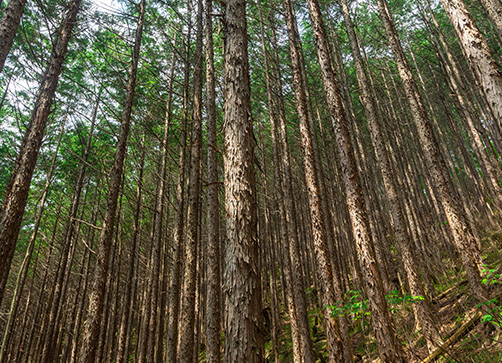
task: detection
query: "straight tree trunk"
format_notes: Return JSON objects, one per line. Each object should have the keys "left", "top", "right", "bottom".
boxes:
{"left": 69, "top": 219, "right": 98, "bottom": 363}
{"left": 419, "top": 0, "right": 502, "bottom": 206}
{"left": 440, "top": 0, "right": 502, "bottom": 128}
{"left": 78, "top": 1, "right": 145, "bottom": 361}
{"left": 0, "top": 0, "right": 82, "bottom": 305}
{"left": 338, "top": 0, "right": 442, "bottom": 351}
{"left": 142, "top": 51, "right": 176, "bottom": 363}
{"left": 282, "top": 0, "right": 349, "bottom": 361}
{"left": 115, "top": 143, "right": 147, "bottom": 363}
{"left": 375, "top": 0, "right": 488, "bottom": 303}
{"left": 0, "top": 0, "right": 27, "bottom": 72}
{"left": 480, "top": 0, "right": 502, "bottom": 37}
{"left": 165, "top": 24, "right": 192, "bottom": 363}
{"left": 223, "top": 0, "right": 263, "bottom": 361}
{"left": 205, "top": 0, "right": 222, "bottom": 361}
{"left": 0, "top": 116, "right": 66, "bottom": 363}
{"left": 96, "top": 194, "right": 123, "bottom": 363}
{"left": 40, "top": 98, "right": 100, "bottom": 363}
{"left": 179, "top": 0, "right": 203, "bottom": 360}
{"left": 257, "top": 3, "right": 315, "bottom": 362}
{"left": 60, "top": 240, "right": 91, "bottom": 363}
{"left": 304, "top": 0, "right": 406, "bottom": 361}
{"left": 155, "top": 220, "right": 171, "bottom": 363}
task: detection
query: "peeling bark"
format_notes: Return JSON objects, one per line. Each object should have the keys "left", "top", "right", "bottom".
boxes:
{"left": 0, "top": 0, "right": 27, "bottom": 72}
{"left": 205, "top": 0, "right": 221, "bottom": 361}
{"left": 0, "top": 0, "right": 82, "bottom": 306}
{"left": 223, "top": 0, "right": 264, "bottom": 361}
{"left": 441, "top": 0, "right": 502, "bottom": 129}
{"left": 78, "top": 1, "right": 145, "bottom": 361}
{"left": 376, "top": 0, "right": 488, "bottom": 304}
{"left": 305, "top": 0, "right": 406, "bottom": 361}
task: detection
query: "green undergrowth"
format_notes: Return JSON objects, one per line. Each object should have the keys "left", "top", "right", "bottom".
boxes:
{"left": 261, "top": 229, "right": 502, "bottom": 362}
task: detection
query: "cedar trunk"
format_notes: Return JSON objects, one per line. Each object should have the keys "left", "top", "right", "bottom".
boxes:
{"left": 0, "top": 0, "right": 82, "bottom": 305}
{"left": 223, "top": 0, "right": 264, "bottom": 361}
{"left": 305, "top": 0, "right": 406, "bottom": 361}
{"left": 376, "top": 0, "right": 488, "bottom": 303}
{"left": 441, "top": 0, "right": 502, "bottom": 128}
{"left": 205, "top": 0, "right": 222, "bottom": 360}
{"left": 0, "top": 0, "right": 28, "bottom": 72}
{"left": 78, "top": 1, "right": 145, "bottom": 361}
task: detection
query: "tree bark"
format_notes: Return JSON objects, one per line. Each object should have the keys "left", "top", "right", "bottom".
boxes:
{"left": 282, "top": 0, "right": 351, "bottom": 361}
{"left": 0, "top": 0, "right": 82, "bottom": 305}
{"left": 419, "top": 0, "right": 502, "bottom": 207}
{"left": 205, "top": 0, "right": 222, "bottom": 361}
{"left": 480, "top": 0, "right": 502, "bottom": 37}
{"left": 304, "top": 0, "right": 406, "bottom": 361}
{"left": 0, "top": 0, "right": 27, "bottom": 72}
{"left": 441, "top": 0, "right": 502, "bottom": 129}
{"left": 376, "top": 0, "right": 488, "bottom": 303}
{"left": 115, "top": 143, "right": 147, "bottom": 363}
{"left": 257, "top": 3, "right": 316, "bottom": 362}
{"left": 179, "top": 0, "right": 203, "bottom": 360}
{"left": 0, "top": 115, "right": 66, "bottom": 363}
{"left": 338, "top": 0, "right": 443, "bottom": 351}
{"left": 165, "top": 22, "right": 192, "bottom": 363}
{"left": 78, "top": 1, "right": 145, "bottom": 361}
{"left": 223, "top": 0, "right": 264, "bottom": 361}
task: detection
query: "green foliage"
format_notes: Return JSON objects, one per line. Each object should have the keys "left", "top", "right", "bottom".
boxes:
{"left": 474, "top": 266, "right": 502, "bottom": 327}
{"left": 481, "top": 264, "right": 502, "bottom": 286}
{"left": 0, "top": 128, "right": 16, "bottom": 196}
{"left": 328, "top": 289, "right": 425, "bottom": 322}
{"left": 476, "top": 299, "right": 502, "bottom": 327}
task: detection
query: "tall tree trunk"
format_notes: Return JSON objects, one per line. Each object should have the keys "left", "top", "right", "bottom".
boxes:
{"left": 480, "top": 0, "right": 502, "bottom": 37}
{"left": 179, "top": 0, "right": 203, "bottom": 360}
{"left": 165, "top": 23, "right": 192, "bottom": 363}
{"left": 375, "top": 0, "right": 488, "bottom": 303}
{"left": 338, "top": 0, "right": 442, "bottom": 351}
{"left": 304, "top": 0, "right": 406, "bottom": 361}
{"left": 440, "top": 0, "right": 502, "bottom": 128}
{"left": 0, "top": 0, "right": 27, "bottom": 72}
{"left": 205, "top": 0, "right": 221, "bottom": 361}
{"left": 419, "top": 0, "right": 502, "bottom": 207}
{"left": 257, "top": 3, "right": 315, "bottom": 362}
{"left": 139, "top": 54, "right": 177, "bottom": 363}
{"left": 0, "top": 116, "right": 66, "bottom": 363}
{"left": 40, "top": 97, "right": 99, "bottom": 363}
{"left": 223, "top": 0, "right": 263, "bottom": 361}
{"left": 155, "top": 220, "right": 171, "bottom": 363}
{"left": 142, "top": 51, "right": 176, "bottom": 363}
{"left": 115, "top": 143, "right": 147, "bottom": 363}
{"left": 78, "top": 1, "right": 145, "bottom": 361}
{"left": 0, "top": 0, "right": 82, "bottom": 305}
{"left": 69, "top": 216, "right": 98, "bottom": 363}
{"left": 282, "top": 0, "right": 350, "bottom": 361}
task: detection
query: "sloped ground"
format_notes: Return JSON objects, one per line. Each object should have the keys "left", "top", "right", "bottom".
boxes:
{"left": 263, "top": 230, "right": 502, "bottom": 362}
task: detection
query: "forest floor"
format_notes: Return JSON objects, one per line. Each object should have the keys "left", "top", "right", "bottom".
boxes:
{"left": 261, "top": 229, "right": 502, "bottom": 363}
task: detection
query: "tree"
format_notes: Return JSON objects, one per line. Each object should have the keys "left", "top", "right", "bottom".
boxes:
{"left": 338, "top": 0, "right": 443, "bottom": 351}
{"left": 375, "top": 0, "right": 488, "bottom": 303}
{"left": 78, "top": 0, "right": 145, "bottom": 361}
{"left": 305, "top": 0, "right": 406, "bottom": 361}
{"left": 441, "top": 0, "right": 502, "bottom": 128}
{"left": 204, "top": 0, "right": 221, "bottom": 360}
{"left": 479, "top": 0, "right": 502, "bottom": 37}
{"left": 2, "top": 0, "right": 502, "bottom": 361}
{"left": 165, "top": 10, "right": 192, "bottom": 362}
{"left": 0, "top": 0, "right": 28, "bottom": 72}
{"left": 179, "top": 0, "right": 203, "bottom": 360}
{"left": 223, "top": 0, "right": 263, "bottom": 361}
{"left": 0, "top": 0, "right": 82, "bottom": 305}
